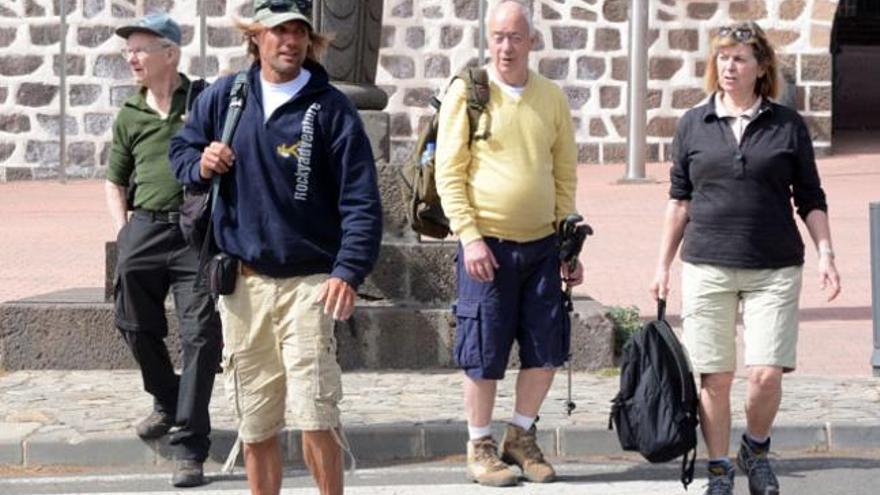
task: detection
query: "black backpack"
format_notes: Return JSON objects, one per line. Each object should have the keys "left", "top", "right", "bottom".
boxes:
{"left": 609, "top": 299, "right": 699, "bottom": 489}
{"left": 399, "top": 66, "right": 490, "bottom": 239}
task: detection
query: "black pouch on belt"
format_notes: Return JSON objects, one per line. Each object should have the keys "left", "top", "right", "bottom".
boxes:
{"left": 207, "top": 253, "right": 238, "bottom": 296}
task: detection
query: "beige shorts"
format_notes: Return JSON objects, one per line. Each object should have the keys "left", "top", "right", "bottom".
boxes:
{"left": 218, "top": 269, "right": 342, "bottom": 443}
{"left": 681, "top": 262, "right": 803, "bottom": 374}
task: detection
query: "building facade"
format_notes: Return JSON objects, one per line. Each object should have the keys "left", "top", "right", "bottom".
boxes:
{"left": 0, "top": 0, "right": 853, "bottom": 180}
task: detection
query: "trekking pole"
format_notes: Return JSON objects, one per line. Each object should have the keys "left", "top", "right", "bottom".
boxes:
{"left": 557, "top": 214, "right": 593, "bottom": 416}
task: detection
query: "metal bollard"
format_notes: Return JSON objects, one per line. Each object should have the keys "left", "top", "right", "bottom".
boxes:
{"left": 871, "top": 202, "right": 880, "bottom": 377}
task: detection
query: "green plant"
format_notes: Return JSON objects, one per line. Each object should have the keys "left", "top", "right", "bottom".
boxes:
{"left": 606, "top": 305, "right": 641, "bottom": 356}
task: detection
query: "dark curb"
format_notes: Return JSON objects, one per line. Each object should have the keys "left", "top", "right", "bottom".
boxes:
{"left": 4, "top": 421, "right": 879, "bottom": 468}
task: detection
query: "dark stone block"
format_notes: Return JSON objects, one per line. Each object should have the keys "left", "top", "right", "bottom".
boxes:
{"left": 563, "top": 86, "right": 591, "bottom": 109}
{"left": 0, "top": 27, "right": 17, "bottom": 47}
{"left": 84, "top": 0, "right": 105, "bottom": 18}
{"left": 36, "top": 114, "right": 77, "bottom": 136}
{"left": 390, "top": 112, "right": 411, "bottom": 138}
{"left": 381, "top": 26, "right": 395, "bottom": 48}
{"left": 16, "top": 83, "right": 58, "bottom": 107}
{"left": 54, "top": 54, "right": 85, "bottom": 76}
{"left": 70, "top": 84, "right": 102, "bottom": 106}
{"left": 68, "top": 142, "right": 96, "bottom": 167}
{"left": 551, "top": 26, "right": 588, "bottom": 50}
{"left": 29, "top": 24, "right": 63, "bottom": 45}
{"left": 405, "top": 26, "right": 425, "bottom": 49}
{"left": 380, "top": 55, "right": 415, "bottom": 79}
{"left": 25, "top": 0, "right": 46, "bottom": 16}
{"left": 0, "top": 55, "right": 43, "bottom": 76}
{"left": 577, "top": 143, "right": 599, "bottom": 164}
{"left": 452, "top": 0, "right": 476, "bottom": 20}
{"left": 403, "top": 88, "right": 434, "bottom": 107}
{"left": 539, "top": 57, "right": 569, "bottom": 80}
{"left": 25, "top": 141, "right": 60, "bottom": 165}
{"left": 94, "top": 54, "right": 132, "bottom": 80}
{"left": 0, "top": 142, "right": 14, "bottom": 162}
{"left": 576, "top": 56, "right": 605, "bottom": 80}
{"left": 602, "top": 142, "right": 627, "bottom": 163}
{"left": 197, "top": 0, "right": 225, "bottom": 16}
{"left": 572, "top": 6, "right": 597, "bottom": 21}
{"left": 408, "top": 244, "right": 457, "bottom": 304}
{"left": 84, "top": 113, "right": 113, "bottom": 135}
{"left": 594, "top": 28, "right": 621, "bottom": 51}
{"left": 189, "top": 56, "right": 219, "bottom": 78}
{"left": 52, "top": 0, "right": 77, "bottom": 15}
{"left": 77, "top": 25, "right": 115, "bottom": 47}
{"left": 440, "top": 26, "right": 463, "bottom": 49}
{"left": 4, "top": 166, "right": 31, "bottom": 180}
{"left": 603, "top": 0, "right": 627, "bottom": 22}
{"left": 0, "top": 114, "right": 31, "bottom": 133}
{"left": 207, "top": 26, "right": 242, "bottom": 48}
{"left": 110, "top": 85, "right": 139, "bottom": 107}
{"left": 425, "top": 55, "right": 450, "bottom": 79}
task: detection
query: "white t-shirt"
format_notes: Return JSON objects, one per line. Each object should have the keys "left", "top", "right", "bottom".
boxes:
{"left": 489, "top": 67, "right": 526, "bottom": 99}
{"left": 260, "top": 68, "right": 312, "bottom": 122}
{"left": 715, "top": 93, "right": 763, "bottom": 145}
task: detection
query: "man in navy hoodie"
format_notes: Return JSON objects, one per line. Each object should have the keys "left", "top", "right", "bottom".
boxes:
{"left": 169, "top": 1, "right": 382, "bottom": 493}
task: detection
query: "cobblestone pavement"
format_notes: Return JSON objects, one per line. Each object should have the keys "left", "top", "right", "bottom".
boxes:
{"left": 2, "top": 370, "right": 879, "bottom": 440}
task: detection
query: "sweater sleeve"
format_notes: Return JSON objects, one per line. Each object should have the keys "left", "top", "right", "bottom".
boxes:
{"left": 552, "top": 90, "right": 578, "bottom": 225}
{"left": 791, "top": 116, "right": 828, "bottom": 220}
{"left": 668, "top": 113, "right": 693, "bottom": 200}
{"left": 327, "top": 99, "right": 383, "bottom": 289}
{"left": 435, "top": 79, "right": 482, "bottom": 244}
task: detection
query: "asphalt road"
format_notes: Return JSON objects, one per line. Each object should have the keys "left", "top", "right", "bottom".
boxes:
{"left": 1, "top": 451, "right": 878, "bottom": 495}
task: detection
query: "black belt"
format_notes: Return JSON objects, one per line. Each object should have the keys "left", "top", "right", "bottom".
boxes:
{"left": 134, "top": 209, "right": 181, "bottom": 223}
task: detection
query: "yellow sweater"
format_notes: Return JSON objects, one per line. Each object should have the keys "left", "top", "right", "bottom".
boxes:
{"left": 435, "top": 70, "right": 578, "bottom": 245}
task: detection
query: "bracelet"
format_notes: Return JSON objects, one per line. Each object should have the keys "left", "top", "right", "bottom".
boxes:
{"left": 818, "top": 246, "right": 835, "bottom": 259}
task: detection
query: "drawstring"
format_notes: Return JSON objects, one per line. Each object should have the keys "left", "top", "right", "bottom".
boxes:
{"left": 222, "top": 434, "right": 242, "bottom": 474}
{"left": 331, "top": 425, "right": 358, "bottom": 477}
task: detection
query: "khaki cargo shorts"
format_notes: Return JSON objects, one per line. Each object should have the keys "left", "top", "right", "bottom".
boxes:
{"left": 218, "top": 269, "right": 342, "bottom": 444}
{"left": 681, "top": 262, "right": 803, "bottom": 374}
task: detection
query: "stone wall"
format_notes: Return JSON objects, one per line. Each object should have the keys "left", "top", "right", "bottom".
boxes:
{"left": 379, "top": 0, "right": 838, "bottom": 164}
{"left": 0, "top": 0, "right": 838, "bottom": 180}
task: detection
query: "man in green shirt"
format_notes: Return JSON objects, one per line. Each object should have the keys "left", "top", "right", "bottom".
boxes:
{"left": 104, "top": 13, "right": 220, "bottom": 488}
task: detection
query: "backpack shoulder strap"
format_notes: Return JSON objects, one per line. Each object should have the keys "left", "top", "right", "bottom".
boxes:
{"left": 450, "top": 67, "right": 491, "bottom": 144}
{"left": 209, "top": 71, "right": 249, "bottom": 218}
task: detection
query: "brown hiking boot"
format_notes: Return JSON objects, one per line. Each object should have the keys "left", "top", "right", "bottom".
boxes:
{"left": 466, "top": 436, "right": 518, "bottom": 487}
{"left": 500, "top": 423, "right": 556, "bottom": 483}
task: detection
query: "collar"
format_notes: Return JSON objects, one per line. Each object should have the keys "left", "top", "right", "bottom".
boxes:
{"left": 130, "top": 73, "right": 190, "bottom": 113}
{"left": 701, "top": 92, "right": 773, "bottom": 122}
{"left": 714, "top": 92, "right": 762, "bottom": 119}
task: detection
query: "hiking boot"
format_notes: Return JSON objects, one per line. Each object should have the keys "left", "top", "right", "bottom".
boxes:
{"left": 737, "top": 437, "right": 780, "bottom": 495}
{"left": 703, "top": 463, "right": 735, "bottom": 495}
{"left": 172, "top": 460, "right": 206, "bottom": 488}
{"left": 135, "top": 411, "right": 174, "bottom": 440}
{"left": 466, "top": 436, "right": 518, "bottom": 487}
{"left": 500, "top": 423, "right": 556, "bottom": 483}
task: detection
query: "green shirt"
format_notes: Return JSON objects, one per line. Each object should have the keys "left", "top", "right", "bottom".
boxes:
{"left": 106, "top": 75, "right": 190, "bottom": 212}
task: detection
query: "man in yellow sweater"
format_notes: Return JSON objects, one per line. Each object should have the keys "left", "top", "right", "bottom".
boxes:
{"left": 435, "top": 0, "right": 582, "bottom": 487}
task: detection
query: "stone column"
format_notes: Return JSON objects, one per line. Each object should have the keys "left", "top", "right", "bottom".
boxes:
{"left": 313, "top": 0, "right": 388, "bottom": 110}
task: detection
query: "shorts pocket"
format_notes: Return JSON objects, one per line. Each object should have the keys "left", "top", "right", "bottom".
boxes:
{"left": 453, "top": 299, "right": 483, "bottom": 368}
{"left": 223, "top": 353, "right": 242, "bottom": 420}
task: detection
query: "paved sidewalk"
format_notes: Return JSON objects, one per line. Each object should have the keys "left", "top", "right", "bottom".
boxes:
{"left": 1, "top": 369, "right": 879, "bottom": 467}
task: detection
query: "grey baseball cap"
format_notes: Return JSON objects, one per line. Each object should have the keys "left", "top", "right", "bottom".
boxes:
{"left": 115, "top": 13, "right": 182, "bottom": 45}
{"left": 253, "top": 0, "right": 313, "bottom": 30}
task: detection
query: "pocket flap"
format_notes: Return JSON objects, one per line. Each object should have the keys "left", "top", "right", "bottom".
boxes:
{"left": 454, "top": 299, "right": 480, "bottom": 318}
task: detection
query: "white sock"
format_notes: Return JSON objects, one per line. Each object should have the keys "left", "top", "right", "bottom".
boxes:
{"left": 512, "top": 412, "right": 536, "bottom": 431}
{"left": 468, "top": 423, "right": 493, "bottom": 441}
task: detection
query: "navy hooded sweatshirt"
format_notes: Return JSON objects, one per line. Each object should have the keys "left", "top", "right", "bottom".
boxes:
{"left": 169, "top": 60, "right": 382, "bottom": 289}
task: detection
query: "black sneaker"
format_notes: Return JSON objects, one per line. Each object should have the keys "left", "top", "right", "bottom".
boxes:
{"left": 703, "top": 463, "right": 735, "bottom": 495}
{"left": 737, "top": 437, "right": 780, "bottom": 495}
{"left": 172, "top": 460, "right": 206, "bottom": 488}
{"left": 135, "top": 411, "right": 174, "bottom": 440}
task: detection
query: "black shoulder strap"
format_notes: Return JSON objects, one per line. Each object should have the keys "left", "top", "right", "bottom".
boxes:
{"left": 200, "top": 71, "right": 249, "bottom": 260}
{"left": 653, "top": 299, "right": 696, "bottom": 408}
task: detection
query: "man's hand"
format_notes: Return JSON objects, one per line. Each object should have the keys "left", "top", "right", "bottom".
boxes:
{"left": 561, "top": 259, "right": 584, "bottom": 287}
{"left": 649, "top": 267, "right": 671, "bottom": 301}
{"left": 818, "top": 254, "right": 841, "bottom": 302}
{"left": 200, "top": 141, "right": 235, "bottom": 179}
{"left": 463, "top": 239, "right": 499, "bottom": 283}
{"left": 316, "top": 277, "right": 357, "bottom": 321}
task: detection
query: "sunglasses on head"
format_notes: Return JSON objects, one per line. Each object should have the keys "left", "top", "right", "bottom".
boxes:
{"left": 717, "top": 25, "right": 756, "bottom": 42}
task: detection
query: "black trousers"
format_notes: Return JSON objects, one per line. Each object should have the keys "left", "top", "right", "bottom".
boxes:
{"left": 114, "top": 211, "right": 222, "bottom": 462}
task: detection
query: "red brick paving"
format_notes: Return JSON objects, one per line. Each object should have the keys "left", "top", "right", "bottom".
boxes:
{"left": 0, "top": 151, "right": 876, "bottom": 376}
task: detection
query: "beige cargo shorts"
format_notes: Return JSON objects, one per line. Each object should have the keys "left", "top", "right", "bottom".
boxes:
{"left": 218, "top": 269, "right": 342, "bottom": 443}
{"left": 681, "top": 262, "right": 803, "bottom": 374}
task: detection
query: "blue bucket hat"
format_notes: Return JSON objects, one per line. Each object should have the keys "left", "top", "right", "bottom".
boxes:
{"left": 253, "top": 0, "right": 313, "bottom": 30}
{"left": 115, "top": 13, "right": 182, "bottom": 45}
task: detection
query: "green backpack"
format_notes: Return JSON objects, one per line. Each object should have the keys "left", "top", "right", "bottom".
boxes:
{"left": 401, "top": 67, "right": 491, "bottom": 239}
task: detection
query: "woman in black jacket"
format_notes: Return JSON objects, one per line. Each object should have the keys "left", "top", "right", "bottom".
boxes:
{"left": 649, "top": 22, "right": 840, "bottom": 495}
